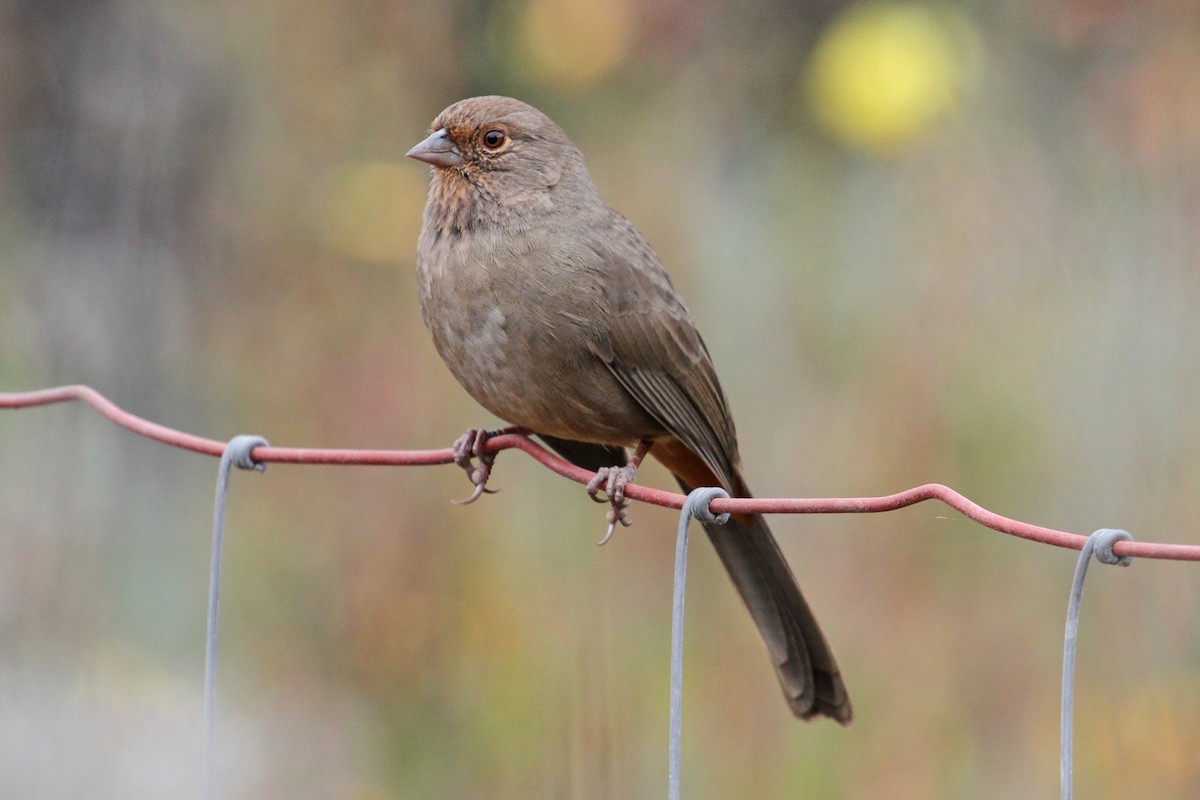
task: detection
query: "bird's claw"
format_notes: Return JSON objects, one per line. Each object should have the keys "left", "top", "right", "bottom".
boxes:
{"left": 589, "top": 464, "right": 637, "bottom": 544}
{"left": 596, "top": 505, "right": 635, "bottom": 546}
{"left": 586, "top": 464, "right": 634, "bottom": 505}
{"left": 452, "top": 480, "right": 497, "bottom": 505}
{"left": 451, "top": 428, "right": 499, "bottom": 504}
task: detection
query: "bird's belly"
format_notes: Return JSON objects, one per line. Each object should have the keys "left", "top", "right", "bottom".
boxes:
{"left": 427, "top": 301, "right": 660, "bottom": 445}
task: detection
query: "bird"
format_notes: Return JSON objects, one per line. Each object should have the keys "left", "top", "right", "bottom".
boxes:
{"left": 407, "top": 96, "right": 851, "bottom": 723}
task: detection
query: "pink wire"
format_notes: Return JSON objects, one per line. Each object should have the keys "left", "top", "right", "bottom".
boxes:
{"left": 3, "top": 384, "right": 1197, "bottom": 561}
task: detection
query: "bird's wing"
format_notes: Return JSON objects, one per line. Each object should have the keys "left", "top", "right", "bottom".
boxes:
{"left": 585, "top": 213, "right": 739, "bottom": 489}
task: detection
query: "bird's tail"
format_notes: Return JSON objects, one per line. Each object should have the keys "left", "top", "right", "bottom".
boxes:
{"left": 676, "top": 475, "right": 852, "bottom": 724}
{"left": 539, "top": 435, "right": 850, "bottom": 722}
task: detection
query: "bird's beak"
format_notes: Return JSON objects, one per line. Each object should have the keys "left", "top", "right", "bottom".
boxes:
{"left": 406, "top": 128, "right": 464, "bottom": 168}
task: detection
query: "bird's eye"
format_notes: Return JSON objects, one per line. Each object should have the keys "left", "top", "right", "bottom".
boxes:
{"left": 482, "top": 129, "right": 507, "bottom": 150}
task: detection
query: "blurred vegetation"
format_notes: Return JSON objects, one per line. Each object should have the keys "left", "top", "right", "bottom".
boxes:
{"left": 2, "top": 0, "right": 1200, "bottom": 797}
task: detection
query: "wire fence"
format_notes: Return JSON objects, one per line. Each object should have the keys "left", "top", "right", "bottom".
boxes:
{"left": 4, "top": 383, "right": 1199, "bottom": 800}
{"left": 5, "top": 384, "right": 1198, "bottom": 559}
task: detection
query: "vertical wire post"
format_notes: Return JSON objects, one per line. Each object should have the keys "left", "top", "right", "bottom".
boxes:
{"left": 1060, "top": 528, "right": 1132, "bottom": 800}
{"left": 669, "top": 488, "right": 730, "bottom": 800}
{"left": 206, "top": 435, "right": 269, "bottom": 800}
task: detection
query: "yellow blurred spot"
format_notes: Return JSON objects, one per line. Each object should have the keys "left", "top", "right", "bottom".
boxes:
{"left": 805, "top": 2, "right": 980, "bottom": 152}
{"left": 519, "top": 0, "right": 634, "bottom": 87}
{"left": 321, "top": 162, "right": 424, "bottom": 263}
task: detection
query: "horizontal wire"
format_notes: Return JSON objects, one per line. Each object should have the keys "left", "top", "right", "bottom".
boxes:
{"left": 3, "top": 384, "right": 1198, "bottom": 561}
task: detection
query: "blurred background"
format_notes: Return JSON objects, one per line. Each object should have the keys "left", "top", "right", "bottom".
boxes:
{"left": 2, "top": 0, "right": 1199, "bottom": 797}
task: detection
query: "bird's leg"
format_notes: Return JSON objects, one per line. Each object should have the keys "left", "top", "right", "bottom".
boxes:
{"left": 451, "top": 426, "right": 526, "bottom": 504}
{"left": 589, "top": 439, "right": 653, "bottom": 544}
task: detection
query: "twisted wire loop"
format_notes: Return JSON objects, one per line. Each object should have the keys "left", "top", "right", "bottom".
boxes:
{"left": 1060, "top": 528, "right": 1134, "bottom": 800}
{"left": 669, "top": 487, "right": 730, "bottom": 800}
{"left": 206, "top": 435, "right": 269, "bottom": 800}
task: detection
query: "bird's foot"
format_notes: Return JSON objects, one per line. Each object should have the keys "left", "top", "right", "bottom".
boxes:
{"left": 451, "top": 427, "right": 502, "bottom": 504}
{"left": 588, "top": 464, "right": 638, "bottom": 544}
{"left": 588, "top": 439, "right": 653, "bottom": 545}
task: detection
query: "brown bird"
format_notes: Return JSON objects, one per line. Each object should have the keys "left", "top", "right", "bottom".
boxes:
{"left": 407, "top": 96, "right": 851, "bottom": 723}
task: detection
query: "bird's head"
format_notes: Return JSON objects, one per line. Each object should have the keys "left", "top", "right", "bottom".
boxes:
{"left": 408, "top": 96, "right": 594, "bottom": 225}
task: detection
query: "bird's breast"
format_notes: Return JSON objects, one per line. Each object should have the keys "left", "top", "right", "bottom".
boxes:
{"left": 415, "top": 223, "right": 661, "bottom": 443}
